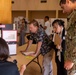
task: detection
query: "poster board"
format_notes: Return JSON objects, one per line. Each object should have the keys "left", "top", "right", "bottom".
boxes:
{"left": 13, "top": 17, "right": 29, "bottom": 33}
{"left": 8, "top": 44, "right": 17, "bottom": 55}
{"left": 2, "top": 30, "right": 17, "bottom": 42}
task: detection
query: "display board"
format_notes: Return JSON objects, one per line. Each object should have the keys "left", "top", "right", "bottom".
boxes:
{"left": 0, "top": 29, "right": 1, "bottom": 37}
{"left": 8, "top": 44, "right": 17, "bottom": 55}
{"left": 13, "top": 16, "right": 29, "bottom": 33}
{"left": 2, "top": 30, "right": 17, "bottom": 42}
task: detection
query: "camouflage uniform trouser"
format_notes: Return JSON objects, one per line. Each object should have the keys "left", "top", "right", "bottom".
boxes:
{"left": 67, "top": 66, "right": 76, "bottom": 75}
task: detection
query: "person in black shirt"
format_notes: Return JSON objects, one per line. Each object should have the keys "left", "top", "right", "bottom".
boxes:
{"left": 0, "top": 38, "right": 26, "bottom": 75}
{"left": 52, "top": 19, "right": 67, "bottom": 75}
{"left": 19, "top": 18, "right": 27, "bottom": 46}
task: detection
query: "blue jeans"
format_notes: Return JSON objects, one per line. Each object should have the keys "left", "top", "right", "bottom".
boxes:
{"left": 19, "top": 31, "right": 25, "bottom": 46}
{"left": 43, "top": 50, "right": 54, "bottom": 75}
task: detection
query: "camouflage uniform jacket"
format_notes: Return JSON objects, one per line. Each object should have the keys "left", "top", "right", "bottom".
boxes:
{"left": 65, "top": 9, "right": 76, "bottom": 71}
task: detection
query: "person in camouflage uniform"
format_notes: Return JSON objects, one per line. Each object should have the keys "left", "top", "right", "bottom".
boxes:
{"left": 60, "top": 0, "right": 76, "bottom": 75}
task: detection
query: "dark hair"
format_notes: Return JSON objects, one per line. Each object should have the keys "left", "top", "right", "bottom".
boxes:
{"left": 22, "top": 18, "right": 27, "bottom": 24}
{"left": 22, "top": 18, "right": 25, "bottom": 21}
{"left": 60, "top": 0, "right": 76, "bottom": 5}
{"left": 0, "top": 38, "right": 9, "bottom": 61}
{"left": 59, "top": 0, "right": 66, "bottom": 5}
{"left": 45, "top": 16, "right": 49, "bottom": 20}
{"left": 52, "top": 19, "right": 65, "bottom": 27}
{"left": 29, "top": 19, "right": 39, "bottom": 27}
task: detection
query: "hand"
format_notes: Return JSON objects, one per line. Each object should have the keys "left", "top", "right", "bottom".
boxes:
{"left": 20, "top": 65, "right": 26, "bottom": 75}
{"left": 20, "top": 65, "right": 26, "bottom": 71}
{"left": 64, "top": 60, "right": 74, "bottom": 70}
{"left": 56, "top": 45, "right": 62, "bottom": 50}
{"left": 27, "top": 53, "right": 37, "bottom": 57}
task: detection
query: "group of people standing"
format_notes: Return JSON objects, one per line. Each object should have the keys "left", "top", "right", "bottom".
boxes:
{"left": 21, "top": 0, "right": 76, "bottom": 74}
{"left": 21, "top": 17, "right": 66, "bottom": 75}
{"left": 0, "top": 0, "right": 76, "bottom": 75}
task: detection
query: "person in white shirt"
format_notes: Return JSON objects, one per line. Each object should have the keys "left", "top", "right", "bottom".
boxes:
{"left": 44, "top": 16, "right": 51, "bottom": 36}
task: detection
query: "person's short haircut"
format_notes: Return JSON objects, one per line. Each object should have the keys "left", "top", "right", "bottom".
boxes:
{"left": 0, "top": 38, "right": 9, "bottom": 61}
{"left": 60, "top": 0, "right": 76, "bottom": 5}
{"left": 60, "top": 0, "right": 66, "bottom": 5}
{"left": 22, "top": 18, "right": 25, "bottom": 21}
{"left": 45, "top": 16, "right": 49, "bottom": 20}
{"left": 29, "top": 19, "right": 39, "bottom": 27}
{"left": 52, "top": 19, "right": 65, "bottom": 27}
{"left": 22, "top": 18, "right": 27, "bottom": 24}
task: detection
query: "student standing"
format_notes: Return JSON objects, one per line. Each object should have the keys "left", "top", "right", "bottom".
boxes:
{"left": 44, "top": 16, "right": 51, "bottom": 36}
{"left": 19, "top": 18, "right": 27, "bottom": 46}
{"left": 60, "top": 0, "right": 76, "bottom": 75}
{"left": 52, "top": 19, "right": 67, "bottom": 75}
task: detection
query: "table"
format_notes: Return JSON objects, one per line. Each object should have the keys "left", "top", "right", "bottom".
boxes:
{"left": 8, "top": 44, "right": 42, "bottom": 73}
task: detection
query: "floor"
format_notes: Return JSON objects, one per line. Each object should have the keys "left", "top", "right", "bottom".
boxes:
{"left": 17, "top": 35, "right": 57, "bottom": 75}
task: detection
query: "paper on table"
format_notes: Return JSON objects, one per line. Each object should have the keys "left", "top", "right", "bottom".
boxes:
{"left": 25, "top": 56, "right": 34, "bottom": 59}
{"left": 8, "top": 44, "right": 17, "bottom": 55}
{"left": 21, "top": 51, "right": 35, "bottom": 56}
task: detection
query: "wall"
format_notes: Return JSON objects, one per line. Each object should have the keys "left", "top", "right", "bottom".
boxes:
{"left": 12, "top": 11, "right": 26, "bottom": 22}
{"left": 0, "top": 0, "right": 12, "bottom": 24}
{"left": 12, "top": 0, "right": 28, "bottom": 10}
{"left": 12, "top": 0, "right": 61, "bottom": 10}
{"left": 12, "top": 0, "right": 67, "bottom": 22}
{"left": 28, "top": 10, "right": 56, "bottom": 21}
{"left": 58, "top": 10, "right": 68, "bottom": 18}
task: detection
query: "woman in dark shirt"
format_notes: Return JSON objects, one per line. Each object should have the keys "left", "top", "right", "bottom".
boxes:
{"left": 0, "top": 38, "right": 26, "bottom": 75}
{"left": 52, "top": 19, "right": 67, "bottom": 75}
{"left": 19, "top": 18, "right": 27, "bottom": 46}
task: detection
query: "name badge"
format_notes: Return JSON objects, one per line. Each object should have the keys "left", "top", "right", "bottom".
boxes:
{"left": 63, "top": 36, "right": 65, "bottom": 40}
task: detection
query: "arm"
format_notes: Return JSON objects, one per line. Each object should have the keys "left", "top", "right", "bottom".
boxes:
{"left": 20, "top": 65, "right": 26, "bottom": 75}
{"left": 27, "top": 41, "right": 42, "bottom": 57}
{"left": 25, "top": 40, "right": 33, "bottom": 52}
{"left": 35, "top": 41, "right": 42, "bottom": 56}
{"left": 44, "top": 22, "right": 48, "bottom": 30}
{"left": 44, "top": 26, "right": 47, "bottom": 30}
{"left": 64, "top": 46, "right": 76, "bottom": 70}
{"left": 21, "top": 40, "right": 33, "bottom": 52}
{"left": 64, "top": 34, "right": 76, "bottom": 70}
